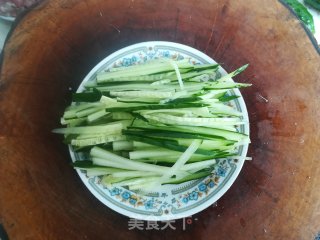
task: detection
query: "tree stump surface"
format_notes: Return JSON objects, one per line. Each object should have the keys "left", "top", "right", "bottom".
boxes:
{"left": 0, "top": 0, "right": 319, "bottom": 239}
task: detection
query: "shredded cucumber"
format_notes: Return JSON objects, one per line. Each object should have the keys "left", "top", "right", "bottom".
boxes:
{"left": 53, "top": 58, "right": 251, "bottom": 190}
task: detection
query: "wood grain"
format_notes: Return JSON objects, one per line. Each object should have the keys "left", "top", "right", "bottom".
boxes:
{"left": 0, "top": 0, "right": 319, "bottom": 239}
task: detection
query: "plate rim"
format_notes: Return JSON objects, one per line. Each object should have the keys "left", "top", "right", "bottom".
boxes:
{"left": 70, "top": 41, "right": 249, "bottom": 221}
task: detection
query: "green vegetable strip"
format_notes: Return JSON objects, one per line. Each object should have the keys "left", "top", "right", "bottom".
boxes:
{"left": 54, "top": 58, "right": 251, "bottom": 188}
{"left": 97, "top": 59, "right": 194, "bottom": 82}
{"left": 283, "top": 0, "right": 315, "bottom": 33}
{"left": 304, "top": 0, "right": 320, "bottom": 11}
{"left": 90, "top": 147, "right": 187, "bottom": 175}
{"left": 162, "top": 170, "right": 212, "bottom": 185}
{"left": 214, "top": 64, "right": 249, "bottom": 82}
{"left": 161, "top": 139, "right": 202, "bottom": 180}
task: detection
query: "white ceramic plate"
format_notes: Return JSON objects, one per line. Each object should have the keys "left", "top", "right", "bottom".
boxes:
{"left": 70, "top": 41, "right": 249, "bottom": 221}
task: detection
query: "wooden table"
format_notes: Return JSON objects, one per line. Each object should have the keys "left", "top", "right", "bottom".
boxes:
{"left": 0, "top": 0, "right": 319, "bottom": 239}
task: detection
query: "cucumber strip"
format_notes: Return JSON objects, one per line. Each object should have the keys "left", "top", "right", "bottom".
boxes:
{"left": 97, "top": 60, "right": 194, "bottom": 82}
{"left": 52, "top": 120, "right": 130, "bottom": 134}
{"left": 75, "top": 106, "right": 106, "bottom": 118}
{"left": 111, "top": 170, "right": 161, "bottom": 178}
{"left": 110, "top": 90, "right": 175, "bottom": 99}
{"left": 218, "top": 92, "right": 240, "bottom": 102}
{"left": 72, "top": 89, "right": 102, "bottom": 102}
{"left": 129, "top": 149, "right": 180, "bottom": 160}
{"left": 92, "top": 157, "right": 163, "bottom": 174}
{"left": 84, "top": 80, "right": 98, "bottom": 88}
{"left": 192, "top": 63, "right": 219, "bottom": 70}
{"left": 160, "top": 65, "right": 218, "bottom": 82}
{"left": 96, "top": 63, "right": 217, "bottom": 84}
{"left": 111, "top": 112, "right": 133, "bottom": 120}
{"left": 75, "top": 133, "right": 110, "bottom": 140}
{"left": 181, "top": 159, "right": 217, "bottom": 171}
{"left": 112, "top": 140, "right": 134, "bottom": 151}
{"left": 135, "top": 154, "right": 217, "bottom": 164}
{"left": 125, "top": 134, "right": 216, "bottom": 156}
{"left": 166, "top": 96, "right": 202, "bottom": 104}
{"left": 162, "top": 170, "right": 212, "bottom": 185}
{"left": 214, "top": 64, "right": 249, "bottom": 83}
{"left": 159, "top": 90, "right": 190, "bottom": 104}
{"left": 64, "top": 102, "right": 104, "bottom": 113}
{"left": 105, "top": 102, "right": 209, "bottom": 112}
{"left": 198, "top": 89, "right": 228, "bottom": 100}
{"left": 178, "top": 139, "right": 236, "bottom": 149}
{"left": 150, "top": 79, "right": 172, "bottom": 85}
{"left": 175, "top": 126, "right": 248, "bottom": 141}
{"left": 94, "top": 83, "right": 174, "bottom": 91}
{"left": 99, "top": 95, "right": 118, "bottom": 104}
{"left": 91, "top": 147, "right": 185, "bottom": 174}
{"left": 71, "top": 134, "right": 126, "bottom": 147}
{"left": 87, "top": 110, "right": 109, "bottom": 122}
{"left": 168, "top": 59, "right": 184, "bottom": 90}
{"left": 61, "top": 117, "right": 87, "bottom": 126}
{"left": 101, "top": 175, "right": 137, "bottom": 187}
{"left": 137, "top": 107, "right": 212, "bottom": 117}
{"left": 53, "top": 123, "right": 121, "bottom": 135}
{"left": 204, "top": 81, "right": 252, "bottom": 90}
{"left": 86, "top": 169, "right": 123, "bottom": 177}
{"left": 199, "top": 99, "right": 220, "bottom": 105}
{"left": 132, "top": 141, "right": 154, "bottom": 148}
{"left": 161, "top": 139, "right": 201, "bottom": 180}
{"left": 116, "top": 97, "right": 160, "bottom": 104}
{"left": 304, "top": 0, "right": 320, "bottom": 11}
{"left": 111, "top": 176, "right": 161, "bottom": 188}
{"left": 208, "top": 103, "right": 243, "bottom": 117}
{"left": 130, "top": 121, "right": 248, "bottom": 141}
{"left": 178, "top": 69, "right": 218, "bottom": 80}
{"left": 97, "top": 72, "right": 176, "bottom": 82}
{"left": 107, "top": 59, "right": 191, "bottom": 72}
{"left": 142, "top": 113, "right": 246, "bottom": 127}
{"left": 72, "top": 160, "right": 125, "bottom": 171}
{"left": 124, "top": 129, "right": 220, "bottom": 141}
{"left": 233, "top": 138, "right": 251, "bottom": 146}
{"left": 188, "top": 74, "right": 212, "bottom": 82}
{"left": 85, "top": 114, "right": 113, "bottom": 126}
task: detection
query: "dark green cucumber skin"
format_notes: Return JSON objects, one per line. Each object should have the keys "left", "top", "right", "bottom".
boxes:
{"left": 283, "top": 0, "right": 315, "bottom": 33}
{"left": 304, "top": 0, "right": 320, "bottom": 11}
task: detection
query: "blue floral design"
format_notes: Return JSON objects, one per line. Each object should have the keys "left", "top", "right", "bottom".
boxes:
{"left": 122, "top": 58, "right": 132, "bottom": 66}
{"left": 198, "top": 183, "right": 207, "bottom": 192}
{"left": 129, "top": 198, "right": 137, "bottom": 205}
{"left": 144, "top": 199, "right": 154, "bottom": 210}
{"left": 217, "top": 166, "right": 226, "bottom": 177}
{"left": 109, "top": 188, "right": 120, "bottom": 196}
{"left": 182, "top": 197, "right": 189, "bottom": 203}
{"left": 162, "top": 50, "right": 170, "bottom": 58}
{"left": 131, "top": 56, "right": 137, "bottom": 64}
{"left": 147, "top": 52, "right": 155, "bottom": 59}
{"left": 177, "top": 55, "right": 184, "bottom": 60}
{"left": 208, "top": 180, "right": 215, "bottom": 188}
{"left": 121, "top": 191, "right": 131, "bottom": 200}
{"left": 161, "top": 193, "right": 168, "bottom": 198}
{"left": 188, "top": 191, "right": 198, "bottom": 201}
{"left": 171, "top": 198, "right": 176, "bottom": 204}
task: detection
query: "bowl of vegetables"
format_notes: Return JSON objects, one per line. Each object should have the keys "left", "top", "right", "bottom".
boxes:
{"left": 53, "top": 41, "right": 251, "bottom": 220}
{"left": 2, "top": 0, "right": 320, "bottom": 238}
